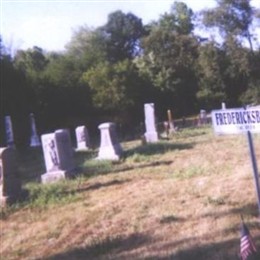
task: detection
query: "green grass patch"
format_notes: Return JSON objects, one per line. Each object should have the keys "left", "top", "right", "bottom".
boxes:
{"left": 205, "top": 196, "right": 226, "bottom": 206}
{"left": 24, "top": 181, "right": 80, "bottom": 209}
{"left": 0, "top": 203, "right": 22, "bottom": 220}
{"left": 160, "top": 214, "right": 183, "bottom": 224}
{"left": 126, "top": 153, "right": 152, "bottom": 163}
{"left": 173, "top": 166, "right": 205, "bottom": 179}
{"left": 173, "top": 126, "right": 212, "bottom": 139}
{"left": 81, "top": 159, "right": 114, "bottom": 177}
{"left": 125, "top": 141, "right": 193, "bottom": 157}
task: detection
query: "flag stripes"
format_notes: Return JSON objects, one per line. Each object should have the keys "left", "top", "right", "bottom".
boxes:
{"left": 240, "top": 221, "right": 257, "bottom": 260}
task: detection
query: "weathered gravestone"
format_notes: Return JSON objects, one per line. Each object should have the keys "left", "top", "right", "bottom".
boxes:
{"left": 75, "top": 125, "right": 90, "bottom": 151}
{"left": 97, "top": 122, "right": 123, "bottom": 161}
{"left": 41, "top": 129, "right": 75, "bottom": 183}
{"left": 144, "top": 103, "right": 158, "bottom": 143}
{"left": 0, "top": 147, "right": 22, "bottom": 206}
{"left": 199, "top": 109, "right": 207, "bottom": 125}
{"left": 4, "top": 116, "right": 15, "bottom": 148}
{"left": 29, "top": 113, "right": 41, "bottom": 147}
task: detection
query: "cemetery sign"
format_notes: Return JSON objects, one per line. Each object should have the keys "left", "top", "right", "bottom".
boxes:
{"left": 212, "top": 107, "right": 260, "bottom": 134}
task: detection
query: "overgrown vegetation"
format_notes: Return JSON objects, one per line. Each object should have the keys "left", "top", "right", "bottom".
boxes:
{"left": 1, "top": 126, "right": 260, "bottom": 259}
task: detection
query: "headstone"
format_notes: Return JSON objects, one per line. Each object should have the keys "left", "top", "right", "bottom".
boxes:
{"left": 144, "top": 103, "right": 158, "bottom": 143}
{"left": 75, "top": 125, "right": 90, "bottom": 151}
{"left": 0, "top": 147, "right": 22, "bottom": 206}
{"left": 29, "top": 113, "right": 41, "bottom": 147}
{"left": 97, "top": 122, "right": 123, "bottom": 161}
{"left": 41, "top": 129, "right": 75, "bottom": 183}
{"left": 4, "top": 116, "right": 15, "bottom": 148}
{"left": 163, "top": 121, "right": 169, "bottom": 138}
{"left": 167, "top": 109, "right": 175, "bottom": 133}
{"left": 199, "top": 109, "right": 207, "bottom": 125}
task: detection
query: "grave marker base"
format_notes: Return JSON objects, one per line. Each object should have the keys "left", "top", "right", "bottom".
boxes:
{"left": 97, "top": 144, "right": 122, "bottom": 161}
{"left": 144, "top": 132, "right": 158, "bottom": 143}
{"left": 41, "top": 170, "right": 71, "bottom": 184}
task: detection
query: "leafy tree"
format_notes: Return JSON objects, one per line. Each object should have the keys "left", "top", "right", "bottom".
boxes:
{"left": 44, "top": 53, "right": 81, "bottom": 88}
{"left": 201, "top": 0, "right": 260, "bottom": 108}
{"left": 13, "top": 47, "right": 49, "bottom": 114}
{"left": 65, "top": 26, "right": 107, "bottom": 69}
{"left": 137, "top": 2, "right": 198, "bottom": 116}
{"left": 196, "top": 41, "right": 226, "bottom": 109}
{"left": 202, "top": 0, "right": 258, "bottom": 52}
{"left": 43, "top": 52, "right": 92, "bottom": 119}
{"left": 0, "top": 37, "right": 31, "bottom": 145}
{"left": 14, "top": 46, "right": 48, "bottom": 73}
{"left": 222, "top": 36, "right": 251, "bottom": 106}
{"left": 99, "top": 10, "right": 145, "bottom": 62}
{"left": 240, "top": 49, "right": 260, "bottom": 105}
{"left": 158, "top": 1, "right": 194, "bottom": 34}
{"left": 83, "top": 60, "right": 143, "bottom": 111}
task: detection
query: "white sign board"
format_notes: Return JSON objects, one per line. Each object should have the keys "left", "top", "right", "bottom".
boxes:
{"left": 211, "top": 108, "right": 260, "bottom": 134}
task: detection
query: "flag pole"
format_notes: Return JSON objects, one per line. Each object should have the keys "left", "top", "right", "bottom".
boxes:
{"left": 247, "top": 130, "right": 260, "bottom": 217}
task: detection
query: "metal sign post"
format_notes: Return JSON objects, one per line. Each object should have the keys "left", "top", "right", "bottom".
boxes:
{"left": 247, "top": 131, "right": 260, "bottom": 215}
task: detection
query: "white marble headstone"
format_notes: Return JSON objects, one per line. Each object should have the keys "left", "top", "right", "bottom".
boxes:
{"left": 97, "top": 122, "right": 123, "bottom": 161}
{"left": 29, "top": 113, "right": 41, "bottom": 147}
{"left": 41, "top": 129, "right": 75, "bottom": 183}
{"left": 144, "top": 103, "right": 158, "bottom": 143}
{"left": 4, "top": 116, "right": 15, "bottom": 148}
{"left": 75, "top": 125, "right": 90, "bottom": 151}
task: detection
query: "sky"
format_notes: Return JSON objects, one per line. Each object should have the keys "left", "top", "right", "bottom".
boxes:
{"left": 1, "top": 0, "right": 260, "bottom": 53}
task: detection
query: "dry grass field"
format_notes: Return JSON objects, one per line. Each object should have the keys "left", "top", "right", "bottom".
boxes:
{"left": 1, "top": 125, "right": 260, "bottom": 259}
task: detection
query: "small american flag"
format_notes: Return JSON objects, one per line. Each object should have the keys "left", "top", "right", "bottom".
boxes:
{"left": 240, "top": 220, "right": 258, "bottom": 260}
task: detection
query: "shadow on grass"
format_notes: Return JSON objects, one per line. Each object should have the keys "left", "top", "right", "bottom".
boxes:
{"left": 77, "top": 160, "right": 114, "bottom": 178}
{"left": 125, "top": 142, "right": 193, "bottom": 157}
{"left": 112, "top": 160, "right": 173, "bottom": 174}
{"left": 78, "top": 159, "right": 173, "bottom": 178}
{"left": 159, "top": 214, "right": 186, "bottom": 224}
{"left": 15, "top": 141, "right": 189, "bottom": 183}
{"left": 144, "top": 237, "right": 250, "bottom": 260}
{"left": 42, "top": 233, "right": 150, "bottom": 260}
{"left": 0, "top": 179, "right": 130, "bottom": 220}
{"left": 40, "top": 231, "right": 260, "bottom": 260}
{"left": 200, "top": 203, "right": 260, "bottom": 219}
{"left": 26, "top": 203, "right": 260, "bottom": 260}
{"left": 64, "top": 179, "right": 130, "bottom": 195}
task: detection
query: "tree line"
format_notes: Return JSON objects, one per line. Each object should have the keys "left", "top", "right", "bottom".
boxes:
{"left": 1, "top": 0, "right": 260, "bottom": 146}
